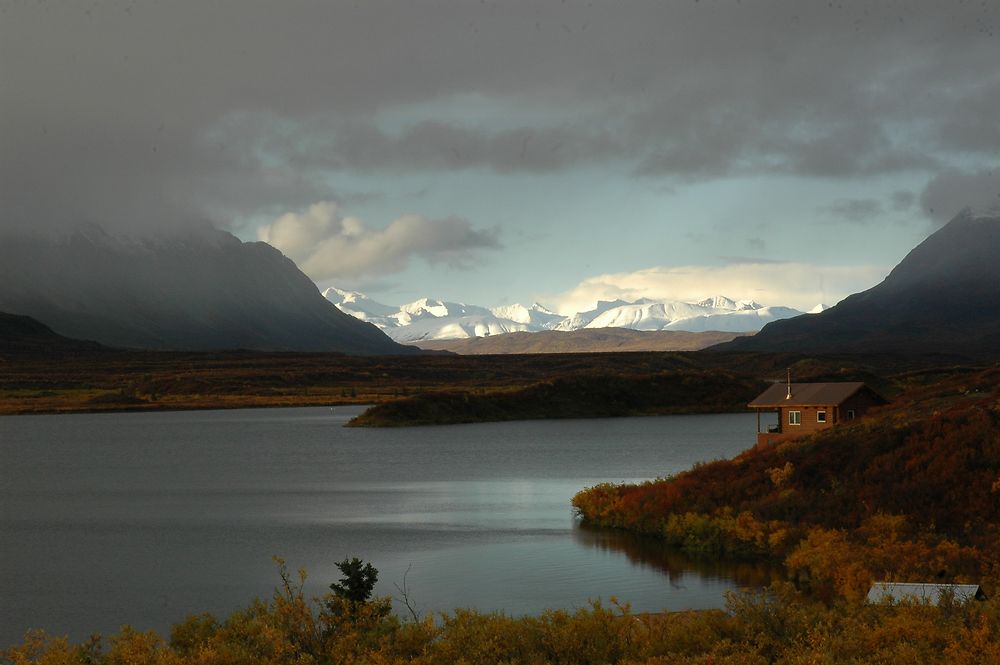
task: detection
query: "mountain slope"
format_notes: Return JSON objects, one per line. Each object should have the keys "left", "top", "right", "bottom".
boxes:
{"left": 714, "top": 207, "right": 1000, "bottom": 357}
{"left": 0, "top": 311, "right": 105, "bottom": 356}
{"left": 0, "top": 229, "right": 412, "bottom": 354}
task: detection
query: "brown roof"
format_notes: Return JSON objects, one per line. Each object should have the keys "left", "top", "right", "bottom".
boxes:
{"left": 748, "top": 382, "right": 872, "bottom": 407}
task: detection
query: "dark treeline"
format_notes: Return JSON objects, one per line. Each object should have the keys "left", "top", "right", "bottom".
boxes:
{"left": 347, "top": 370, "right": 768, "bottom": 426}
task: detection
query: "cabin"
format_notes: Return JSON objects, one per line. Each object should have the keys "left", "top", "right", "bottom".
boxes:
{"left": 749, "top": 381, "right": 886, "bottom": 446}
{"left": 867, "top": 582, "right": 987, "bottom": 605}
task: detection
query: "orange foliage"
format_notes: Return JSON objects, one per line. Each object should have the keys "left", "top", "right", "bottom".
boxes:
{"left": 573, "top": 366, "right": 1000, "bottom": 599}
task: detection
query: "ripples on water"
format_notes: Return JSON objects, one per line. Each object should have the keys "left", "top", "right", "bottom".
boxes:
{"left": 0, "top": 406, "right": 779, "bottom": 646}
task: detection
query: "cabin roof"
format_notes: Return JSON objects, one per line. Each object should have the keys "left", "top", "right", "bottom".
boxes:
{"left": 748, "top": 382, "right": 872, "bottom": 408}
{"left": 867, "top": 582, "right": 986, "bottom": 604}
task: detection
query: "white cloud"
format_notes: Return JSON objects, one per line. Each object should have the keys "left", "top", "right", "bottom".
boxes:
{"left": 549, "top": 262, "right": 890, "bottom": 314}
{"left": 258, "top": 201, "right": 499, "bottom": 282}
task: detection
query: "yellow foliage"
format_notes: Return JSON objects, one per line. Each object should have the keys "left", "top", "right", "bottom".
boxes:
{"left": 765, "top": 462, "right": 794, "bottom": 488}
{"left": 7, "top": 593, "right": 1000, "bottom": 665}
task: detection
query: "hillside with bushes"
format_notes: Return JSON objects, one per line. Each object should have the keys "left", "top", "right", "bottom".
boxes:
{"left": 573, "top": 365, "right": 1000, "bottom": 600}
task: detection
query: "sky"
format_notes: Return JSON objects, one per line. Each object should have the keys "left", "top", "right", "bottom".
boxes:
{"left": 2, "top": 0, "right": 999, "bottom": 313}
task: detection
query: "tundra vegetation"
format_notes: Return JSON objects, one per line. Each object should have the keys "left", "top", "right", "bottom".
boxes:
{"left": 6, "top": 366, "right": 1000, "bottom": 663}
{"left": 0, "top": 346, "right": 917, "bottom": 416}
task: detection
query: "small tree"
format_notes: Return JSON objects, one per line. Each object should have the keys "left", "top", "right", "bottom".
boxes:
{"left": 330, "top": 557, "right": 379, "bottom": 604}
{"left": 324, "top": 557, "right": 391, "bottom": 635}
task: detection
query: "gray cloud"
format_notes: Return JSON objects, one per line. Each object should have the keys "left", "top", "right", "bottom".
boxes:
{"left": 237, "top": 116, "right": 627, "bottom": 174}
{"left": 721, "top": 256, "right": 790, "bottom": 266}
{"left": 892, "top": 190, "right": 917, "bottom": 211}
{"left": 2, "top": 1, "right": 1000, "bottom": 236}
{"left": 821, "top": 198, "right": 885, "bottom": 224}
{"left": 920, "top": 168, "right": 1000, "bottom": 225}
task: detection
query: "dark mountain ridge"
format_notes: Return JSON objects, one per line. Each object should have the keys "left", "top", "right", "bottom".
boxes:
{"left": 0, "top": 310, "right": 105, "bottom": 355}
{"left": 715, "top": 207, "right": 1000, "bottom": 357}
{"left": 0, "top": 227, "right": 412, "bottom": 354}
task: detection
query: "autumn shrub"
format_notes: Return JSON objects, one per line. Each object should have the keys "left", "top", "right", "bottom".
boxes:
{"left": 574, "top": 366, "right": 1000, "bottom": 613}
{"left": 2, "top": 631, "right": 82, "bottom": 665}
{"left": 168, "top": 613, "right": 219, "bottom": 658}
{"left": 9, "top": 590, "right": 1000, "bottom": 665}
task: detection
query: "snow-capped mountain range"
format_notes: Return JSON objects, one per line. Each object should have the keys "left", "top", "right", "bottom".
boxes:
{"left": 323, "top": 287, "right": 823, "bottom": 343}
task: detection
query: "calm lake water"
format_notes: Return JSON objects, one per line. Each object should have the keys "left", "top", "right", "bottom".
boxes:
{"left": 0, "top": 406, "right": 779, "bottom": 647}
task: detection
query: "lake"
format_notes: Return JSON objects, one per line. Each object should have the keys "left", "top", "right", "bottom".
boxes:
{"left": 0, "top": 406, "right": 779, "bottom": 647}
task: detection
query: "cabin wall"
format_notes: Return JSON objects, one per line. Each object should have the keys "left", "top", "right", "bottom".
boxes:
{"left": 840, "top": 391, "right": 883, "bottom": 422}
{"left": 751, "top": 385, "right": 887, "bottom": 447}
{"left": 779, "top": 405, "right": 835, "bottom": 436}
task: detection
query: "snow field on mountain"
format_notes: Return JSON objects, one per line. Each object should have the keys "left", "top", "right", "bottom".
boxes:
{"left": 322, "top": 287, "right": 817, "bottom": 342}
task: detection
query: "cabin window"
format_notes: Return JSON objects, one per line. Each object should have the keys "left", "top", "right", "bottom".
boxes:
{"left": 817, "top": 411, "right": 827, "bottom": 423}
{"left": 847, "top": 409, "right": 855, "bottom": 420}
{"left": 789, "top": 410, "right": 801, "bottom": 425}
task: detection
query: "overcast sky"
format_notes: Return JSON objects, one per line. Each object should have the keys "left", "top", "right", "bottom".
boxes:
{"left": 3, "top": 0, "right": 999, "bottom": 311}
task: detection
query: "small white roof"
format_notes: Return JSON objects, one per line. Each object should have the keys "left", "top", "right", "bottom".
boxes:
{"left": 867, "top": 582, "right": 985, "bottom": 604}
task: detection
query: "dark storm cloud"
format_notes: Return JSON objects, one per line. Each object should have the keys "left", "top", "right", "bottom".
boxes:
{"left": 223, "top": 114, "right": 625, "bottom": 174}
{"left": 2, "top": 0, "right": 999, "bottom": 235}
{"left": 920, "top": 168, "right": 1000, "bottom": 225}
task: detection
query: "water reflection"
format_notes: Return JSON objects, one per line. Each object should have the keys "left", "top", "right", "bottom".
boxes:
{"left": 573, "top": 521, "right": 785, "bottom": 590}
{"left": 1, "top": 408, "right": 772, "bottom": 645}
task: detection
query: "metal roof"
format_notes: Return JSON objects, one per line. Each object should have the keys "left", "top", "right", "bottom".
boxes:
{"left": 867, "top": 582, "right": 986, "bottom": 604}
{"left": 748, "top": 382, "right": 870, "bottom": 408}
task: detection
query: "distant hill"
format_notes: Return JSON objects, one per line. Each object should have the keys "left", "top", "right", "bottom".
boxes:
{"left": 414, "top": 328, "right": 752, "bottom": 354}
{"left": 0, "top": 311, "right": 104, "bottom": 356}
{"left": 0, "top": 228, "right": 413, "bottom": 354}
{"left": 348, "top": 370, "right": 767, "bottom": 427}
{"left": 714, "top": 207, "right": 1000, "bottom": 358}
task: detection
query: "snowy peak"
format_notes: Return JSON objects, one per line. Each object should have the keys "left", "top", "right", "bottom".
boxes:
{"left": 553, "top": 299, "right": 633, "bottom": 331}
{"left": 399, "top": 298, "right": 448, "bottom": 317}
{"left": 530, "top": 302, "right": 558, "bottom": 315}
{"left": 584, "top": 301, "right": 713, "bottom": 330}
{"left": 321, "top": 287, "right": 397, "bottom": 320}
{"left": 398, "top": 299, "right": 491, "bottom": 320}
{"left": 490, "top": 303, "right": 532, "bottom": 323}
{"left": 694, "top": 296, "right": 763, "bottom": 311}
{"left": 321, "top": 286, "right": 806, "bottom": 341}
